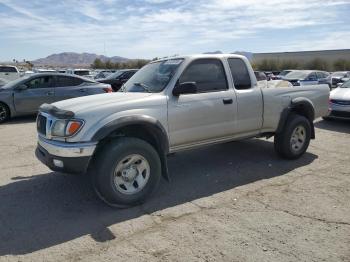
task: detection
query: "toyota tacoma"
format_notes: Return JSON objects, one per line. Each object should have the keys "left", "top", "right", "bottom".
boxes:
{"left": 35, "top": 54, "right": 330, "bottom": 207}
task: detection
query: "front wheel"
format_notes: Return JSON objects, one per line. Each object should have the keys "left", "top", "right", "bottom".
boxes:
{"left": 91, "top": 137, "right": 162, "bottom": 208}
{"left": 0, "top": 103, "right": 10, "bottom": 123}
{"left": 274, "top": 114, "right": 311, "bottom": 159}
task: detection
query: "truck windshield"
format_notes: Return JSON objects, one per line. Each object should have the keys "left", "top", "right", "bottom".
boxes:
{"left": 121, "top": 59, "right": 184, "bottom": 93}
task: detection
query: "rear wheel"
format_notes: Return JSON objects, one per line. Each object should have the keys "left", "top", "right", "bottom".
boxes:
{"left": 0, "top": 103, "right": 10, "bottom": 123}
{"left": 91, "top": 137, "right": 161, "bottom": 208}
{"left": 274, "top": 114, "right": 311, "bottom": 159}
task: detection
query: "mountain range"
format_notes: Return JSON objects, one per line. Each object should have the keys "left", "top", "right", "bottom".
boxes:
{"left": 33, "top": 52, "right": 129, "bottom": 67}
{"left": 29, "top": 51, "right": 254, "bottom": 67}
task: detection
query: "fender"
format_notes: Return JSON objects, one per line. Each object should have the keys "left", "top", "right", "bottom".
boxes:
{"left": 91, "top": 115, "right": 170, "bottom": 181}
{"left": 276, "top": 98, "right": 315, "bottom": 139}
{"left": 291, "top": 97, "right": 315, "bottom": 121}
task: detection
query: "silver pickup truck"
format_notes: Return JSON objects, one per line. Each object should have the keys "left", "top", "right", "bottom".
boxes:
{"left": 35, "top": 54, "right": 329, "bottom": 207}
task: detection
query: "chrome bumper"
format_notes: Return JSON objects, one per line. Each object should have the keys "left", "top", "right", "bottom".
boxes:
{"left": 38, "top": 136, "right": 97, "bottom": 158}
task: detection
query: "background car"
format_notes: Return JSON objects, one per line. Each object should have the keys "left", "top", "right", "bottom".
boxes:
{"left": 97, "top": 69, "right": 138, "bottom": 91}
{"left": 0, "top": 65, "right": 21, "bottom": 81}
{"left": 327, "top": 71, "right": 350, "bottom": 88}
{"left": 0, "top": 78, "right": 8, "bottom": 87}
{"left": 94, "top": 70, "right": 116, "bottom": 80}
{"left": 276, "top": 70, "right": 297, "bottom": 79}
{"left": 0, "top": 73, "right": 112, "bottom": 123}
{"left": 33, "top": 68, "right": 57, "bottom": 73}
{"left": 283, "top": 70, "right": 330, "bottom": 88}
{"left": 264, "top": 71, "right": 278, "bottom": 80}
{"left": 324, "top": 80, "right": 350, "bottom": 120}
{"left": 66, "top": 69, "right": 94, "bottom": 79}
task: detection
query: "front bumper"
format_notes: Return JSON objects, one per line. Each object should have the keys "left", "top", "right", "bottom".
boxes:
{"left": 328, "top": 102, "right": 350, "bottom": 120}
{"left": 35, "top": 136, "right": 97, "bottom": 174}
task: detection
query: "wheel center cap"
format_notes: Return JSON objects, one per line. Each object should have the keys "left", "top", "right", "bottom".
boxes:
{"left": 122, "top": 166, "right": 138, "bottom": 182}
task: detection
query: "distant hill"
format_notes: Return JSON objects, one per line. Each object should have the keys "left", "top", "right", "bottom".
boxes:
{"left": 33, "top": 52, "right": 129, "bottom": 67}
{"left": 203, "top": 51, "right": 223, "bottom": 54}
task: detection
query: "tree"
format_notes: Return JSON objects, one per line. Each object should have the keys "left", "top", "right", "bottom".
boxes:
{"left": 280, "top": 60, "right": 300, "bottom": 70}
{"left": 333, "top": 59, "right": 350, "bottom": 71}
{"left": 305, "top": 58, "right": 329, "bottom": 71}
{"left": 91, "top": 58, "right": 104, "bottom": 69}
{"left": 105, "top": 60, "right": 113, "bottom": 69}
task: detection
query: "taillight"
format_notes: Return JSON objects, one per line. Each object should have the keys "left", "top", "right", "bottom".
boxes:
{"left": 103, "top": 86, "right": 113, "bottom": 93}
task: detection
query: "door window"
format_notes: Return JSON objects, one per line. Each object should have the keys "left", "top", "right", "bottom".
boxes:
{"left": 308, "top": 73, "right": 317, "bottom": 81}
{"left": 56, "top": 76, "right": 83, "bottom": 87}
{"left": 26, "top": 76, "right": 54, "bottom": 89}
{"left": 179, "top": 59, "right": 228, "bottom": 93}
{"left": 228, "top": 58, "right": 252, "bottom": 90}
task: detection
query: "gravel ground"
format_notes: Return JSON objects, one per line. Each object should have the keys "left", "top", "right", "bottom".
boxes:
{"left": 0, "top": 117, "right": 349, "bottom": 262}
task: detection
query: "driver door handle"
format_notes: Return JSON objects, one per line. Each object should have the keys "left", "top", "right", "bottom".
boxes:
{"left": 46, "top": 91, "right": 54, "bottom": 96}
{"left": 223, "top": 98, "right": 233, "bottom": 105}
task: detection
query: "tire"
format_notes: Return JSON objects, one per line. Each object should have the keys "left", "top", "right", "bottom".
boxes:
{"left": 0, "top": 102, "right": 10, "bottom": 124}
{"left": 91, "top": 137, "right": 162, "bottom": 208}
{"left": 274, "top": 114, "right": 311, "bottom": 159}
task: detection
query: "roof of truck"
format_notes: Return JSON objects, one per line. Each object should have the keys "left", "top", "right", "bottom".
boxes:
{"left": 153, "top": 54, "right": 247, "bottom": 63}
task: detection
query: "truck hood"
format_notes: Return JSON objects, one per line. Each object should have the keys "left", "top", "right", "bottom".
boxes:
{"left": 52, "top": 92, "right": 154, "bottom": 114}
{"left": 330, "top": 88, "right": 350, "bottom": 101}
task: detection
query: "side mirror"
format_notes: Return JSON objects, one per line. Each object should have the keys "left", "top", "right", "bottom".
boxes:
{"left": 173, "top": 82, "right": 197, "bottom": 96}
{"left": 16, "top": 84, "right": 27, "bottom": 91}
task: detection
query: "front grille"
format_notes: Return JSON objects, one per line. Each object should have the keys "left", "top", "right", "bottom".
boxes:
{"left": 289, "top": 80, "right": 300, "bottom": 86}
{"left": 332, "top": 78, "right": 341, "bottom": 85}
{"left": 37, "top": 114, "right": 47, "bottom": 136}
{"left": 331, "top": 99, "right": 350, "bottom": 106}
{"left": 330, "top": 110, "right": 350, "bottom": 118}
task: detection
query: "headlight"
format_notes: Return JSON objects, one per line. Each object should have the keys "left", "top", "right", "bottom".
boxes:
{"left": 51, "top": 119, "right": 84, "bottom": 137}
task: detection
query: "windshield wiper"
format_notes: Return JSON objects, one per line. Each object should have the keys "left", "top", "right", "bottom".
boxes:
{"left": 133, "top": 82, "right": 151, "bottom": 92}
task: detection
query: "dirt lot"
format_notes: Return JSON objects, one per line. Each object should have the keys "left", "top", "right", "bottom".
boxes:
{"left": 0, "top": 117, "right": 349, "bottom": 262}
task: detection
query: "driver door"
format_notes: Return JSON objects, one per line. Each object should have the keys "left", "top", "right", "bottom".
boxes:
{"left": 14, "top": 75, "right": 56, "bottom": 114}
{"left": 168, "top": 58, "right": 237, "bottom": 148}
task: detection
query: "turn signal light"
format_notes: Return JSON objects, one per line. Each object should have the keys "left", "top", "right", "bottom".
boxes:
{"left": 66, "top": 121, "right": 83, "bottom": 136}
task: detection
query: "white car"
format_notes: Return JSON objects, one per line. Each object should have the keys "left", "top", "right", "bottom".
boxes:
{"left": 0, "top": 78, "right": 8, "bottom": 87}
{"left": 66, "top": 69, "right": 94, "bottom": 79}
{"left": 0, "top": 65, "right": 20, "bottom": 81}
{"left": 326, "top": 80, "right": 350, "bottom": 120}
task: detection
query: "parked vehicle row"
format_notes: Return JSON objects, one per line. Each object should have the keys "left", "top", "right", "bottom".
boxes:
{"left": 0, "top": 73, "right": 112, "bottom": 123}
{"left": 282, "top": 70, "right": 330, "bottom": 88}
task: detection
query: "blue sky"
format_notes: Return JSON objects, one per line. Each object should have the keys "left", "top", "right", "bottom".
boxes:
{"left": 0, "top": 0, "right": 349, "bottom": 61}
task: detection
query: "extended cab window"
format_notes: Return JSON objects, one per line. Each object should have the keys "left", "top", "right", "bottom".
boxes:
{"left": 228, "top": 58, "right": 251, "bottom": 90}
{"left": 26, "top": 76, "right": 54, "bottom": 89}
{"left": 179, "top": 59, "right": 228, "bottom": 93}
{"left": 56, "top": 76, "right": 83, "bottom": 87}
